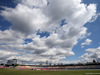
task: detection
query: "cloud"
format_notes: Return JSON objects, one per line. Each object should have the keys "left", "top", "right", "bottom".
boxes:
{"left": 87, "top": 32, "right": 92, "bottom": 36}
{"left": 1, "top": 0, "right": 97, "bottom": 34}
{"left": 81, "top": 46, "right": 84, "bottom": 48}
{"left": 0, "top": 50, "right": 18, "bottom": 63}
{"left": 0, "top": 0, "right": 98, "bottom": 64}
{"left": 0, "top": 29, "right": 25, "bottom": 44}
{"left": 80, "top": 47, "right": 100, "bottom": 62}
{"left": 1, "top": 5, "right": 49, "bottom": 35}
{"left": 81, "top": 39, "right": 92, "bottom": 46}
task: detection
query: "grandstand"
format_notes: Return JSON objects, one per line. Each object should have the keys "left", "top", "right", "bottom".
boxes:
{"left": 14, "top": 65, "right": 100, "bottom": 70}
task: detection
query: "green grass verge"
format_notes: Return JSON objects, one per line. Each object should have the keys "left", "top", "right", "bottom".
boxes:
{"left": 0, "top": 69, "right": 100, "bottom": 75}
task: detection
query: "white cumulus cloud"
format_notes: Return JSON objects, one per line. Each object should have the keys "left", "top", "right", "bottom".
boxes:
{"left": 80, "top": 47, "right": 100, "bottom": 62}
{"left": 81, "top": 39, "right": 92, "bottom": 46}
{"left": 0, "top": 0, "right": 98, "bottom": 64}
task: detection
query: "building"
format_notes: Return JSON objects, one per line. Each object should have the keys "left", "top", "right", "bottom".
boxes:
{"left": 7, "top": 59, "right": 17, "bottom": 66}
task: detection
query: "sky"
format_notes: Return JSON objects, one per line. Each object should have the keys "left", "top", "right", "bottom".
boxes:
{"left": 0, "top": 0, "right": 100, "bottom": 65}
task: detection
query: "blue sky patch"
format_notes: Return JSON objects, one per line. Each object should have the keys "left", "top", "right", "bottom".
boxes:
{"left": 24, "top": 39, "right": 32, "bottom": 44}
{"left": 37, "top": 30, "right": 50, "bottom": 38}
{"left": 60, "top": 19, "right": 67, "bottom": 26}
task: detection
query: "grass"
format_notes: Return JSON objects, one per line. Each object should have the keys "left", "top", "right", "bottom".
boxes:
{"left": 0, "top": 69, "right": 100, "bottom": 75}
